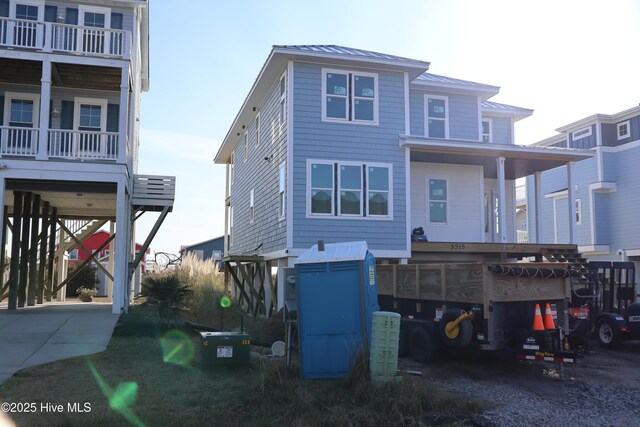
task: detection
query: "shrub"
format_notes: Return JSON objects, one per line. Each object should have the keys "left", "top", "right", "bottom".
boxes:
{"left": 66, "top": 265, "right": 97, "bottom": 297}
{"left": 140, "top": 273, "right": 191, "bottom": 325}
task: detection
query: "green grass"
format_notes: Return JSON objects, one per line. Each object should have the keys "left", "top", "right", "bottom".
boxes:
{"left": 0, "top": 306, "right": 485, "bottom": 426}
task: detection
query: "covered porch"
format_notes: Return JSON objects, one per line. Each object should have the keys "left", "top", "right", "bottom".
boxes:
{"left": 401, "top": 136, "right": 594, "bottom": 246}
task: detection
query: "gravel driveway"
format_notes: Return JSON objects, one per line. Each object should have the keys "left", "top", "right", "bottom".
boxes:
{"left": 400, "top": 341, "right": 640, "bottom": 426}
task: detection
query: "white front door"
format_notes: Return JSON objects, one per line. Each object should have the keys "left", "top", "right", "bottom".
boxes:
{"left": 78, "top": 5, "right": 110, "bottom": 54}
{"left": 2, "top": 92, "right": 39, "bottom": 155}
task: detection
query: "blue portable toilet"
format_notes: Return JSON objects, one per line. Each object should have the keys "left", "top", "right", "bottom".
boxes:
{"left": 295, "top": 241, "right": 379, "bottom": 379}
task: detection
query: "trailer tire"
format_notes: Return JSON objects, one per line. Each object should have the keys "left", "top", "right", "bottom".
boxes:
{"left": 597, "top": 318, "right": 623, "bottom": 349}
{"left": 439, "top": 308, "right": 473, "bottom": 349}
{"left": 409, "top": 326, "right": 438, "bottom": 363}
{"left": 398, "top": 325, "right": 409, "bottom": 358}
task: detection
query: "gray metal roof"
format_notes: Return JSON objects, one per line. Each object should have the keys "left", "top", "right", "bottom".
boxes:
{"left": 416, "top": 73, "right": 496, "bottom": 90}
{"left": 273, "top": 45, "right": 430, "bottom": 67}
{"left": 482, "top": 100, "right": 533, "bottom": 114}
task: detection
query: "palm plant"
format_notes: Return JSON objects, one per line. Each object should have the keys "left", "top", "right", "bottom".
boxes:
{"left": 141, "top": 273, "right": 191, "bottom": 325}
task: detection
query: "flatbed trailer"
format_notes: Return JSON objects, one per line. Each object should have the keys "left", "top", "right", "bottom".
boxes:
{"left": 377, "top": 262, "right": 578, "bottom": 363}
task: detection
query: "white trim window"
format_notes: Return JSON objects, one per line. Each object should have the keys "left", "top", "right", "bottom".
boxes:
{"left": 322, "top": 69, "right": 378, "bottom": 124}
{"left": 571, "top": 126, "right": 592, "bottom": 141}
{"left": 74, "top": 97, "right": 108, "bottom": 155}
{"left": 243, "top": 131, "right": 248, "bottom": 161}
{"left": 576, "top": 198, "right": 582, "bottom": 225}
{"left": 428, "top": 178, "right": 447, "bottom": 223}
{"left": 278, "top": 163, "right": 286, "bottom": 219}
{"left": 68, "top": 249, "right": 79, "bottom": 260}
{"left": 255, "top": 112, "right": 260, "bottom": 146}
{"left": 3, "top": 92, "right": 40, "bottom": 154}
{"left": 7, "top": 0, "right": 44, "bottom": 48}
{"left": 425, "top": 95, "right": 449, "bottom": 139}
{"left": 308, "top": 160, "right": 392, "bottom": 219}
{"left": 249, "top": 189, "right": 255, "bottom": 224}
{"left": 617, "top": 120, "right": 630, "bottom": 140}
{"left": 482, "top": 118, "right": 492, "bottom": 143}
{"left": 279, "top": 74, "right": 286, "bottom": 130}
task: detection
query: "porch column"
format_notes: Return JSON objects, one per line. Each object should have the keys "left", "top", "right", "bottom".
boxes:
{"left": 37, "top": 201, "right": 50, "bottom": 304}
{"left": 113, "top": 180, "right": 130, "bottom": 314}
{"left": 45, "top": 207, "right": 57, "bottom": 302}
{"left": 55, "top": 225, "right": 66, "bottom": 302}
{"left": 18, "top": 192, "right": 32, "bottom": 307}
{"left": 8, "top": 191, "right": 23, "bottom": 310}
{"left": 27, "top": 194, "right": 40, "bottom": 306}
{"left": 276, "top": 258, "right": 287, "bottom": 311}
{"left": 117, "top": 65, "right": 130, "bottom": 164}
{"left": 107, "top": 221, "right": 115, "bottom": 300}
{"left": 534, "top": 172, "right": 542, "bottom": 244}
{"left": 496, "top": 157, "right": 507, "bottom": 243}
{"left": 37, "top": 61, "right": 52, "bottom": 160}
{"left": 567, "top": 161, "right": 577, "bottom": 244}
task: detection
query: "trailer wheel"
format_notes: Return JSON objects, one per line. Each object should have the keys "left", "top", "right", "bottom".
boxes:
{"left": 439, "top": 308, "right": 473, "bottom": 349}
{"left": 409, "top": 326, "right": 438, "bottom": 363}
{"left": 398, "top": 325, "right": 409, "bottom": 358}
{"left": 597, "top": 318, "right": 623, "bottom": 349}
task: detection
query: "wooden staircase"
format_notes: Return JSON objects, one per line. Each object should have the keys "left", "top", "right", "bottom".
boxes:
{"left": 541, "top": 247, "right": 589, "bottom": 282}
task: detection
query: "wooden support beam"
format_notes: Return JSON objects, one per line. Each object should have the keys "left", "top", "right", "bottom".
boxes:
{"left": 53, "top": 234, "right": 115, "bottom": 294}
{"left": 226, "top": 262, "right": 253, "bottom": 313}
{"left": 45, "top": 208, "right": 57, "bottom": 301}
{"left": 18, "top": 192, "right": 32, "bottom": 307}
{"left": 130, "top": 206, "right": 170, "bottom": 276}
{"left": 37, "top": 201, "right": 50, "bottom": 304}
{"left": 8, "top": 191, "right": 23, "bottom": 310}
{"left": 0, "top": 208, "right": 8, "bottom": 297}
{"left": 27, "top": 194, "right": 40, "bottom": 306}
{"left": 56, "top": 219, "right": 113, "bottom": 282}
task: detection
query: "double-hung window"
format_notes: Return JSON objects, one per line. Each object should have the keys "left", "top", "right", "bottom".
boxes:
{"left": 322, "top": 69, "right": 378, "bottom": 124}
{"left": 279, "top": 74, "right": 286, "bottom": 129}
{"left": 428, "top": 179, "right": 447, "bottom": 223}
{"left": 425, "top": 95, "right": 448, "bottom": 139}
{"left": 308, "top": 160, "right": 391, "bottom": 218}
{"left": 243, "top": 131, "right": 248, "bottom": 161}
{"left": 255, "top": 113, "right": 260, "bottom": 146}
{"left": 482, "top": 119, "right": 492, "bottom": 143}
{"left": 249, "top": 189, "right": 255, "bottom": 223}
{"left": 617, "top": 121, "right": 630, "bottom": 140}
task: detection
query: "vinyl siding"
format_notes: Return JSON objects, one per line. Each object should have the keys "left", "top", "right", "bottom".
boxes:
{"left": 603, "top": 116, "right": 640, "bottom": 147}
{"left": 606, "top": 144, "right": 640, "bottom": 250}
{"left": 411, "top": 163, "right": 483, "bottom": 242}
{"left": 292, "top": 62, "right": 407, "bottom": 252}
{"left": 409, "top": 89, "right": 479, "bottom": 140}
{"left": 229, "top": 68, "right": 288, "bottom": 255}
{"left": 568, "top": 124, "right": 596, "bottom": 149}
{"left": 491, "top": 117, "right": 512, "bottom": 145}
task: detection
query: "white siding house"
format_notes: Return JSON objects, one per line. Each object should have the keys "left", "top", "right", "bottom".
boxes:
{"left": 0, "top": 0, "right": 174, "bottom": 314}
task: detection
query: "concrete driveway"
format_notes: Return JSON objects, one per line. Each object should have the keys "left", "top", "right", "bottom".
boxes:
{"left": 0, "top": 302, "right": 120, "bottom": 384}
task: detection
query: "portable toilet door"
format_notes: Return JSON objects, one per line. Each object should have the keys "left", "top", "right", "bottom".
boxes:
{"left": 295, "top": 241, "right": 379, "bottom": 379}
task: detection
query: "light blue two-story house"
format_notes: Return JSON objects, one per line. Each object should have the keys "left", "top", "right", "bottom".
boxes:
{"left": 527, "top": 105, "right": 640, "bottom": 283}
{"left": 214, "top": 45, "right": 591, "bottom": 308}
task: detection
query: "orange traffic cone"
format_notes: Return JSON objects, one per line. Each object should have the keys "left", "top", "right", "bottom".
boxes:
{"left": 544, "top": 303, "right": 556, "bottom": 330}
{"left": 532, "top": 304, "right": 544, "bottom": 331}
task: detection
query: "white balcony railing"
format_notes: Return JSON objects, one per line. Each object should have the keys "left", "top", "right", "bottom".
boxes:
{"left": 0, "top": 17, "right": 129, "bottom": 59}
{"left": 48, "top": 130, "right": 118, "bottom": 161}
{"left": 0, "top": 126, "right": 39, "bottom": 156}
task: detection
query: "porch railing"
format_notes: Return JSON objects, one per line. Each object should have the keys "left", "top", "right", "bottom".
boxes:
{"left": 0, "top": 17, "right": 129, "bottom": 59}
{"left": 48, "top": 130, "right": 118, "bottom": 161}
{"left": 0, "top": 126, "right": 39, "bottom": 156}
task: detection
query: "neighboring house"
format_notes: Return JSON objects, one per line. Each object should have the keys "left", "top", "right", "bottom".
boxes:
{"left": 515, "top": 183, "right": 528, "bottom": 243}
{"left": 0, "top": 0, "right": 175, "bottom": 314}
{"left": 214, "top": 45, "right": 591, "bottom": 308}
{"left": 180, "top": 236, "right": 224, "bottom": 261}
{"left": 67, "top": 230, "right": 148, "bottom": 296}
{"left": 527, "top": 105, "right": 640, "bottom": 282}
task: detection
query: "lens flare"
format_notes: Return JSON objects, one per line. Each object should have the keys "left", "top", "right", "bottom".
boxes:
{"left": 160, "top": 329, "right": 194, "bottom": 366}
{"left": 220, "top": 296, "right": 231, "bottom": 308}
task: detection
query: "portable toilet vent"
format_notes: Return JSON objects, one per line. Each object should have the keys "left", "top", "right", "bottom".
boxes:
{"left": 295, "top": 241, "right": 379, "bottom": 378}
